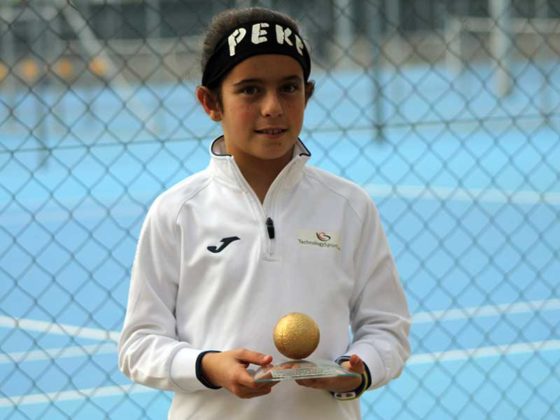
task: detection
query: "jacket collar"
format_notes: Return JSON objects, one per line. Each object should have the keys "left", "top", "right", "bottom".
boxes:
{"left": 208, "top": 136, "right": 311, "bottom": 191}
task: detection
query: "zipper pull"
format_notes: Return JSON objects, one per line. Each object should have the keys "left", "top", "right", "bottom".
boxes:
{"left": 266, "top": 217, "right": 275, "bottom": 239}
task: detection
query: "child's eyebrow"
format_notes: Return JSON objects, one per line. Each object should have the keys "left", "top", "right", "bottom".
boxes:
{"left": 232, "top": 75, "right": 302, "bottom": 86}
{"left": 232, "top": 78, "right": 261, "bottom": 86}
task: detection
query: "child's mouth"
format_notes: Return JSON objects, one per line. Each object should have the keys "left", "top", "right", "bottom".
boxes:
{"left": 255, "top": 128, "right": 287, "bottom": 135}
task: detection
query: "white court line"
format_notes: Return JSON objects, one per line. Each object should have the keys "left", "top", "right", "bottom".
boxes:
{"left": 0, "top": 317, "right": 119, "bottom": 343}
{"left": 412, "top": 298, "right": 560, "bottom": 324}
{"left": 1, "top": 339, "right": 558, "bottom": 407}
{"left": 0, "top": 384, "right": 156, "bottom": 408}
{"left": 2, "top": 299, "right": 557, "bottom": 365}
{"left": 0, "top": 343, "right": 116, "bottom": 364}
{"left": 408, "top": 339, "right": 560, "bottom": 365}
{"left": 1, "top": 299, "right": 557, "bottom": 345}
{"left": 366, "top": 184, "right": 560, "bottom": 205}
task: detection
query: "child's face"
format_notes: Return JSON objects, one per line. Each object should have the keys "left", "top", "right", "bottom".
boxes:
{"left": 217, "top": 54, "right": 309, "bottom": 165}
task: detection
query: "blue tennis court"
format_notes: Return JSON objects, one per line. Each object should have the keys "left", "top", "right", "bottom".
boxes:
{"left": 1, "top": 61, "right": 559, "bottom": 419}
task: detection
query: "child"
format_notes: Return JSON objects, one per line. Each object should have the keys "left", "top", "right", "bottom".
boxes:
{"left": 118, "top": 7, "right": 410, "bottom": 419}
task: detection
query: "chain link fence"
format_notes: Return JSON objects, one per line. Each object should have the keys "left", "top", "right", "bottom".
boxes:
{"left": 1, "top": 0, "right": 559, "bottom": 418}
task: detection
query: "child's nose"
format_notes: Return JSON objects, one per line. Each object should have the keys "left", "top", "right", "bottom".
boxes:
{"left": 261, "top": 92, "right": 283, "bottom": 117}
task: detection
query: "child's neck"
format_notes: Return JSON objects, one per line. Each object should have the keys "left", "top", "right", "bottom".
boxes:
{"left": 236, "top": 154, "right": 292, "bottom": 204}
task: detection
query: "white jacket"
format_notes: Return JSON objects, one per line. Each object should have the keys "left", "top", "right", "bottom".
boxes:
{"left": 118, "top": 137, "right": 410, "bottom": 419}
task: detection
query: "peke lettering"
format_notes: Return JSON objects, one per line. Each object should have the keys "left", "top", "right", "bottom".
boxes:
{"left": 251, "top": 22, "right": 269, "bottom": 45}
{"left": 275, "top": 25, "right": 293, "bottom": 46}
{"left": 294, "top": 34, "right": 304, "bottom": 56}
{"left": 228, "top": 28, "right": 247, "bottom": 56}
{"left": 227, "top": 23, "right": 305, "bottom": 57}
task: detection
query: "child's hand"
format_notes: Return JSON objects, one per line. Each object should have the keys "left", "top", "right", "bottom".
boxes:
{"left": 201, "top": 349, "right": 276, "bottom": 398}
{"left": 296, "top": 354, "right": 365, "bottom": 393}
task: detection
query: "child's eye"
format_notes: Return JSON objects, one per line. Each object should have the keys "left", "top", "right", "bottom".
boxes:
{"left": 240, "top": 86, "right": 259, "bottom": 95}
{"left": 281, "top": 83, "right": 299, "bottom": 93}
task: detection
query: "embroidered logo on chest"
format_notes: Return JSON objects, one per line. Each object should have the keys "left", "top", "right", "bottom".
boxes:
{"left": 207, "top": 236, "right": 240, "bottom": 253}
{"left": 297, "top": 230, "right": 341, "bottom": 250}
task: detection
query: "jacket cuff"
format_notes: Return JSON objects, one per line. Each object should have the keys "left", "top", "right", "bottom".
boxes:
{"left": 195, "top": 350, "right": 222, "bottom": 389}
{"left": 331, "top": 356, "right": 372, "bottom": 400}
{"left": 346, "top": 342, "right": 389, "bottom": 388}
{"left": 169, "top": 347, "right": 210, "bottom": 392}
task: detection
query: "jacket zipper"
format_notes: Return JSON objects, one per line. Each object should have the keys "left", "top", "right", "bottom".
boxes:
{"left": 266, "top": 217, "right": 275, "bottom": 239}
{"left": 229, "top": 163, "right": 277, "bottom": 259}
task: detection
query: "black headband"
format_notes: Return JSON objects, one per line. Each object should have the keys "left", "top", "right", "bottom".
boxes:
{"left": 202, "top": 21, "right": 311, "bottom": 88}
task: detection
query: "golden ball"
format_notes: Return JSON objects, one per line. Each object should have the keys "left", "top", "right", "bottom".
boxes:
{"left": 273, "top": 312, "right": 320, "bottom": 360}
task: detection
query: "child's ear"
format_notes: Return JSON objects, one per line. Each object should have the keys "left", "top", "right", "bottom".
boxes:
{"left": 304, "top": 80, "right": 315, "bottom": 105}
{"left": 196, "top": 86, "right": 222, "bottom": 121}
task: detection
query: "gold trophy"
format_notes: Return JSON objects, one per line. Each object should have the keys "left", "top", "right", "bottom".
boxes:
{"left": 254, "top": 312, "right": 360, "bottom": 382}
{"left": 274, "top": 312, "right": 320, "bottom": 359}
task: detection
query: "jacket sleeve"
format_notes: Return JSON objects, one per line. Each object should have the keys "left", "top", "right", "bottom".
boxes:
{"left": 346, "top": 198, "right": 411, "bottom": 389}
{"left": 118, "top": 196, "right": 207, "bottom": 393}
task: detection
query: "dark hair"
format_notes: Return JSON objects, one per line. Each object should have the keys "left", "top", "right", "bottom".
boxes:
{"left": 201, "top": 7, "right": 311, "bottom": 92}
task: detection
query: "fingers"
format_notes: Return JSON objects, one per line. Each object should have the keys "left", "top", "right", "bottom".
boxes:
{"left": 346, "top": 354, "right": 365, "bottom": 374}
{"left": 231, "top": 349, "right": 277, "bottom": 398}
{"left": 296, "top": 354, "right": 365, "bottom": 393}
{"left": 202, "top": 348, "right": 275, "bottom": 399}
{"left": 295, "top": 378, "right": 327, "bottom": 388}
{"left": 229, "top": 366, "right": 276, "bottom": 399}
{"left": 233, "top": 348, "right": 273, "bottom": 367}
{"left": 232, "top": 380, "right": 275, "bottom": 399}
{"left": 296, "top": 375, "right": 344, "bottom": 390}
